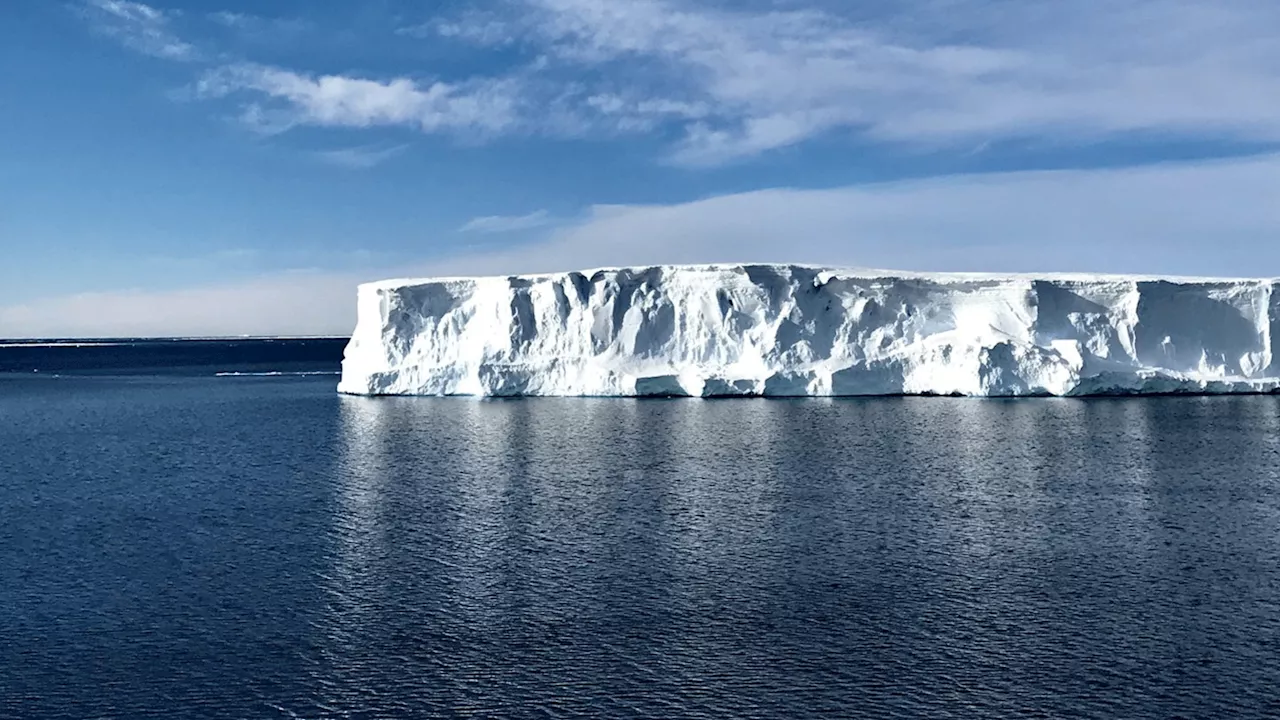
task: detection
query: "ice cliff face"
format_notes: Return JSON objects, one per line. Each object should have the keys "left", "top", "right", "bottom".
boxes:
{"left": 337, "top": 265, "right": 1280, "bottom": 397}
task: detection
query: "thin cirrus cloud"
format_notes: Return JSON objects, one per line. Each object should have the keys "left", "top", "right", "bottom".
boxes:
{"left": 398, "top": 11, "right": 514, "bottom": 45}
{"left": 80, "top": 0, "right": 197, "bottom": 61}
{"left": 207, "top": 11, "right": 309, "bottom": 35}
{"left": 78, "top": 0, "right": 1280, "bottom": 164}
{"left": 6, "top": 154, "right": 1280, "bottom": 338}
{"left": 312, "top": 144, "right": 409, "bottom": 169}
{"left": 458, "top": 210, "right": 556, "bottom": 234}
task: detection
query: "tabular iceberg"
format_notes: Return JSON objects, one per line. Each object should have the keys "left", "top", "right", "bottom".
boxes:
{"left": 337, "top": 264, "right": 1280, "bottom": 397}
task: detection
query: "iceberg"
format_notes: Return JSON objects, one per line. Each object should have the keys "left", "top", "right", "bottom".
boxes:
{"left": 337, "top": 264, "right": 1280, "bottom": 397}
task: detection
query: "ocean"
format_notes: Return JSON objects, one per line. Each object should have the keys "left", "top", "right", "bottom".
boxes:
{"left": 2, "top": 339, "right": 1279, "bottom": 718}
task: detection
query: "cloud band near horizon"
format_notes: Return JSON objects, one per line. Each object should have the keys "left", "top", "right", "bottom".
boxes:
{"left": 6, "top": 155, "right": 1280, "bottom": 338}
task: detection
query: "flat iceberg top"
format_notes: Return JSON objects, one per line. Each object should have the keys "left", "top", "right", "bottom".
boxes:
{"left": 361, "top": 263, "right": 1278, "bottom": 291}
{"left": 339, "top": 264, "right": 1280, "bottom": 397}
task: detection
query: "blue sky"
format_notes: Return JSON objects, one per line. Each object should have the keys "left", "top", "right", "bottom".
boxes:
{"left": 3, "top": 0, "right": 1280, "bottom": 336}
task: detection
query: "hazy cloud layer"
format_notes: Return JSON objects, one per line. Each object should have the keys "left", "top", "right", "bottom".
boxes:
{"left": 7, "top": 155, "right": 1280, "bottom": 337}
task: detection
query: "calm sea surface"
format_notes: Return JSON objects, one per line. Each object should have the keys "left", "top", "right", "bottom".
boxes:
{"left": 2, "top": 341, "right": 1279, "bottom": 719}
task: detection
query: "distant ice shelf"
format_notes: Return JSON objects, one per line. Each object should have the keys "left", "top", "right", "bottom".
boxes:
{"left": 336, "top": 264, "right": 1280, "bottom": 397}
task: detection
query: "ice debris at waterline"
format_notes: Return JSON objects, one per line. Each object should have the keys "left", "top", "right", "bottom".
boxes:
{"left": 337, "top": 264, "right": 1280, "bottom": 397}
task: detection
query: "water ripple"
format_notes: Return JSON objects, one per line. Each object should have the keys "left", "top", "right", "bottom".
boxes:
{"left": 1, "top": 380, "right": 1279, "bottom": 718}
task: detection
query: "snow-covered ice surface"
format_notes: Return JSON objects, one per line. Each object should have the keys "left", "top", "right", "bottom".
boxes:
{"left": 337, "top": 264, "right": 1280, "bottom": 397}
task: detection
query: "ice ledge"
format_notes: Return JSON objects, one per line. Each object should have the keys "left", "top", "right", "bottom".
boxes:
{"left": 337, "top": 264, "right": 1280, "bottom": 398}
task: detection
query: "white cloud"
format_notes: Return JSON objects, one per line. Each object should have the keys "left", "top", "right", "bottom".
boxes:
{"left": 458, "top": 210, "right": 555, "bottom": 233}
{"left": 400, "top": 11, "right": 515, "bottom": 45}
{"left": 84, "top": 0, "right": 1280, "bottom": 162}
{"left": 510, "top": 0, "right": 1280, "bottom": 163}
{"left": 313, "top": 144, "right": 408, "bottom": 169}
{"left": 7, "top": 154, "right": 1280, "bottom": 337}
{"left": 82, "top": 0, "right": 197, "bottom": 60}
{"left": 207, "top": 11, "right": 249, "bottom": 28}
{"left": 197, "top": 63, "right": 521, "bottom": 135}
{"left": 207, "top": 11, "right": 310, "bottom": 40}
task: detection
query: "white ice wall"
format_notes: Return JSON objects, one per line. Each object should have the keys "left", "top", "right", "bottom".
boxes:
{"left": 337, "top": 265, "right": 1280, "bottom": 397}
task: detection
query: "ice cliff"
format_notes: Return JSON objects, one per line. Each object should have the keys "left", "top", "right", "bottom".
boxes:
{"left": 337, "top": 264, "right": 1280, "bottom": 397}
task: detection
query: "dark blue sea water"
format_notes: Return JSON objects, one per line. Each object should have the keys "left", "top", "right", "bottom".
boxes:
{"left": 2, "top": 341, "right": 1280, "bottom": 719}
{"left": 0, "top": 338, "right": 347, "bottom": 376}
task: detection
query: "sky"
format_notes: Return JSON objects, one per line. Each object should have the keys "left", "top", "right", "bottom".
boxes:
{"left": 2, "top": 0, "right": 1280, "bottom": 337}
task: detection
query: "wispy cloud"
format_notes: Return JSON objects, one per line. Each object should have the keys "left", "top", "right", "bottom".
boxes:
{"left": 8, "top": 154, "right": 1280, "bottom": 337}
{"left": 81, "top": 0, "right": 196, "bottom": 60}
{"left": 76, "top": 0, "right": 1280, "bottom": 163}
{"left": 196, "top": 63, "right": 521, "bottom": 135}
{"left": 207, "top": 11, "right": 252, "bottom": 28}
{"left": 506, "top": 0, "right": 1280, "bottom": 163}
{"left": 458, "top": 210, "right": 555, "bottom": 233}
{"left": 313, "top": 144, "right": 408, "bottom": 169}
{"left": 207, "top": 11, "right": 310, "bottom": 41}
{"left": 399, "top": 11, "right": 515, "bottom": 45}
